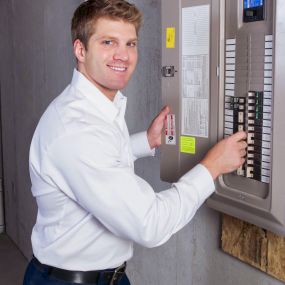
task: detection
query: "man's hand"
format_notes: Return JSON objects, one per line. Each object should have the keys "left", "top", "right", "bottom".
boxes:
{"left": 147, "top": 106, "right": 170, "bottom": 149}
{"left": 201, "top": 131, "right": 247, "bottom": 180}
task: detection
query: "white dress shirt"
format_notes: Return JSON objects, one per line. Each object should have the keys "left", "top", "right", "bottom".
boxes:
{"left": 29, "top": 69, "right": 215, "bottom": 271}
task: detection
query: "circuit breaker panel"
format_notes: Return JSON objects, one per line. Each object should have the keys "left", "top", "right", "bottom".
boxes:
{"left": 161, "top": 0, "right": 285, "bottom": 236}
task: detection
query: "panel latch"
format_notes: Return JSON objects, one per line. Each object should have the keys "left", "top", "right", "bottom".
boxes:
{"left": 162, "top": 66, "right": 176, "bottom": 77}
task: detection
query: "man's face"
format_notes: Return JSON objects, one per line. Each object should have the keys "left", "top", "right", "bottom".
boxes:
{"left": 75, "top": 18, "right": 138, "bottom": 100}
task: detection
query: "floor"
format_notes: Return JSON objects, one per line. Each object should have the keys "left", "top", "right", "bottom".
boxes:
{"left": 0, "top": 233, "right": 28, "bottom": 285}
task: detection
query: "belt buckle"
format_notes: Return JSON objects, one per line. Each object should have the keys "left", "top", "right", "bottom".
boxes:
{"left": 109, "top": 262, "right": 126, "bottom": 285}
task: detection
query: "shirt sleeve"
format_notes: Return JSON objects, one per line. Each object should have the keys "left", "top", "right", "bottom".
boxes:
{"left": 43, "top": 128, "right": 215, "bottom": 248}
{"left": 130, "top": 131, "right": 155, "bottom": 160}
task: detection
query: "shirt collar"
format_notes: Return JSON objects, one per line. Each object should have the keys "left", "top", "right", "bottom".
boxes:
{"left": 70, "top": 69, "right": 127, "bottom": 123}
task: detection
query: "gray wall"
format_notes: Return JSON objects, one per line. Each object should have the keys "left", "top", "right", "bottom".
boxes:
{"left": 0, "top": 0, "right": 283, "bottom": 284}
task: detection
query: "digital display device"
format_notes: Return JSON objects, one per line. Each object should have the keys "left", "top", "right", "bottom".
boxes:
{"left": 243, "top": 0, "right": 265, "bottom": 22}
{"left": 244, "top": 0, "right": 263, "bottom": 9}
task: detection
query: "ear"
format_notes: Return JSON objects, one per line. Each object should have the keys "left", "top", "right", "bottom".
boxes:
{"left": 73, "top": 39, "right": 86, "bottom": 63}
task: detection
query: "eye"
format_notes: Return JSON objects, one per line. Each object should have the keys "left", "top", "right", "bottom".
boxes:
{"left": 127, "top": 41, "right": 137, "bottom": 48}
{"left": 102, "top": 40, "right": 113, "bottom": 46}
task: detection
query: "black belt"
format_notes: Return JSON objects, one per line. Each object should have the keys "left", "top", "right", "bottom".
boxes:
{"left": 32, "top": 257, "right": 126, "bottom": 284}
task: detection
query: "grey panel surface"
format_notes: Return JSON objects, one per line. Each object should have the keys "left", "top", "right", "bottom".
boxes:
{"left": 161, "top": 0, "right": 220, "bottom": 182}
{"left": 208, "top": 0, "right": 285, "bottom": 237}
{"left": 160, "top": 0, "right": 285, "bottom": 236}
{"left": 0, "top": 0, "right": 284, "bottom": 284}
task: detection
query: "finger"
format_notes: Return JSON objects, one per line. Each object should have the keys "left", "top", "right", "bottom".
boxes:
{"left": 239, "top": 140, "right": 247, "bottom": 150}
{"left": 160, "top": 106, "right": 170, "bottom": 116}
{"left": 231, "top": 131, "right": 247, "bottom": 141}
{"left": 240, "top": 149, "right": 247, "bottom": 157}
{"left": 157, "top": 106, "right": 170, "bottom": 122}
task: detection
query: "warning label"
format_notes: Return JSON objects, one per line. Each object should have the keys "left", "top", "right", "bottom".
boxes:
{"left": 165, "top": 114, "right": 176, "bottom": 145}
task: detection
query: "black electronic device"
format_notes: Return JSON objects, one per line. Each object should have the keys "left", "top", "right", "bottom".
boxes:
{"left": 243, "top": 0, "right": 265, "bottom": 22}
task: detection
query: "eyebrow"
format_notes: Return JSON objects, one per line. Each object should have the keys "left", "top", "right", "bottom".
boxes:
{"left": 95, "top": 35, "right": 138, "bottom": 42}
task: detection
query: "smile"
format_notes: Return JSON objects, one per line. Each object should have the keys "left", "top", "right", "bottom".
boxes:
{"left": 108, "top": 65, "right": 128, "bottom": 72}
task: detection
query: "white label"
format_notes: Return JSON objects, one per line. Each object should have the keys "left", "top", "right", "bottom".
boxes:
{"left": 262, "top": 127, "right": 271, "bottom": 134}
{"left": 265, "top": 42, "right": 273, "bottom": 49}
{"left": 263, "top": 91, "right": 272, "bottom": 99}
{"left": 182, "top": 5, "right": 210, "bottom": 138}
{"left": 264, "top": 70, "right": 273, "bottom": 78}
{"left": 226, "top": 38, "right": 236, "bottom": 45}
{"left": 265, "top": 35, "right": 273, "bottom": 42}
{"left": 263, "top": 113, "right": 272, "bottom": 120}
{"left": 263, "top": 120, "right": 271, "bottom": 127}
{"left": 262, "top": 141, "right": 271, "bottom": 149}
{"left": 262, "top": 148, "right": 271, "bottom": 156}
{"left": 262, "top": 161, "right": 271, "bottom": 169}
{"left": 264, "top": 77, "right": 272, "bottom": 85}
{"left": 225, "top": 121, "right": 233, "bottom": 128}
{"left": 165, "top": 114, "right": 176, "bottom": 145}
{"left": 224, "top": 128, "right": 233, "bottom": 135}
{"left": 225, "top": 115, "right": 233, "bottom": 122}
{"left": 226, "top": 58, "right": 236, "bottom": 64}
{"left": 262, "top": 155, "right": 271, "bottom": 163}
{"left": 225, "top": 109, "right": 234, "bottom": 116}
{"left": 264, "top": 85, "right": 272, "bottom": 92}
{"left": 261, "top": 169, "right": 271, "bottom": 177}
{"left": 226, "top": 77, "right": 235, "bottom": 84}
{"left": 263, "top": 99, "right": 271, "bottom": 106}
{"left": 226, "top": 51, "right": 236, "bottom": 58}
{"left": 225, "top": 84, "right": 235, "bottom": 90}
{"left": 264, "top": 63, "right": 273, "bottom": 70}
{"left": 262, "top": 134, "right": 271, "bottom": 142}
{"left": 263, "top": 106, "right": 272, "bottom": 113}
{"left": 226, "top": 45, "right": 236, "bottom": 51}
{"left": 265, "top": 56, "right": 273, "bottom": 63}
{"left": 226, "top": 71, "right": 235, "bottom": 77}
{"left": 261, "top": 176, "right": 270, "bottom": 183}
{"left": 226, "top": 64, "right": 235, "bottom": 71}
{"left": 225, "top": 90, "right": 235, "bottom": 96}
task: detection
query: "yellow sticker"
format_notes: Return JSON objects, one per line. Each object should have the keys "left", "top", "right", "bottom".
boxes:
{"left": 166, "top": 27, "right": 175, "bottom": 48}
{"left": 180, "top": 136, "right": 196, "bottom": 154}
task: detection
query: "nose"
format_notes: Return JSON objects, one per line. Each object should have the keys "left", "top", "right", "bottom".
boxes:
{"left": 113, "top": 45, "right": 129, "bottom": 61}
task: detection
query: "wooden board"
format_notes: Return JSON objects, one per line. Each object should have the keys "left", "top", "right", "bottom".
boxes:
{"left": 221, "top": 214, "right": 285, "bottom": 282}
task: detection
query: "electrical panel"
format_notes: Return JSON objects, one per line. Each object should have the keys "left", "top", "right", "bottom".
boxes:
{"left": 161, "top": 0, "right": 285, "bottom": 236}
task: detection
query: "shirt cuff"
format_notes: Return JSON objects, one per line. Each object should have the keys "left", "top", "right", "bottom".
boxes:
{"left": 174, "top": 164, "right": 215, "bottom": 207}
{"left": 130, "top": 131, "right": 155, "bottom": 160}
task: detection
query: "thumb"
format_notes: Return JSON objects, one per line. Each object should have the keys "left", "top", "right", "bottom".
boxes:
{"left": 230, "top": 131, "right": 247, "bottom": 141}
{"left": 159, "top": 106, "right": 170, "bottom": 120}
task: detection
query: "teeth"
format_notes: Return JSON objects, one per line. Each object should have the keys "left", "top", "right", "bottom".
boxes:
{"left": 109, "top": 66, "right": 127, "bottom": 71}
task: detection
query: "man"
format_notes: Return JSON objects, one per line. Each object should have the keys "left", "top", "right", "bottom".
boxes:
{"left": 23, "top": 1, "right": 247, "bottom": 285}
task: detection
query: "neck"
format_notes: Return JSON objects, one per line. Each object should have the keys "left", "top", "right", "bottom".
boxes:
{"left": 76, "top": 68, "right": 117, "bottom": 101}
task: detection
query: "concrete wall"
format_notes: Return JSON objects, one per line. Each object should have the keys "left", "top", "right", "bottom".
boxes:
{"left": 0, "top": 0, "right": 283, "bottom": 284}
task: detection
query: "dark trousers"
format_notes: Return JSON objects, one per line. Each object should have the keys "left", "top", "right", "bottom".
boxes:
{"left": 23, "top": 259, "right": 131, "bottom": 285}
